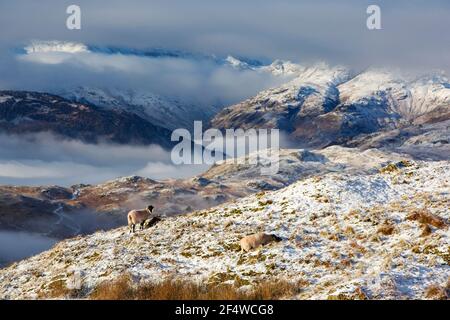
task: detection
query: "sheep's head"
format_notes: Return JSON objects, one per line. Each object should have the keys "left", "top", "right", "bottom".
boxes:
{"left": 271, "top": 234, "right": 283, "bottom": 242}
{"left": 147, "top": 205, "right": 154, "bottom": 212}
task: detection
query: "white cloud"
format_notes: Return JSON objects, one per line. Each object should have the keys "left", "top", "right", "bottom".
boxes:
{"left": 0, "top": 133, "right": 207, "bottom": 186}
{"left": 136, "top": 162, "right": 209, "bottom": 180}
{"left": 1, "top": 0, "right": 449, "bottom": 72}
{"left": 9, "top": 42, "right": 289, "bottom": 107}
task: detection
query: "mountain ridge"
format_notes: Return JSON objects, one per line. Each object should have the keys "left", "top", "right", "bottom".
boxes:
{"left": 211, "top": 66, "right": 450, "bottom": 149}
{"left": 0, "top": 90, "right": 173, "bottom": 147}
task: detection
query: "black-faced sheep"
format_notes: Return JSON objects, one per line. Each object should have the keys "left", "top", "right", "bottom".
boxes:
{"left": 240, "top": 232, "right": 282, "bottom": 252}
{"left": 128, "top": 205, "right": 154, "bottom": 233}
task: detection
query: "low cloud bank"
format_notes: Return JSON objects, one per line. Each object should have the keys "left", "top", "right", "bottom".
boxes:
{"left": 0, "top": 231, "right": 57, "bottom": 267}
{"left": 0, "top": 133, "right": 208, "bottom": 186}
{"left": 1, "top": 43, "right": 290, "bottom": 109}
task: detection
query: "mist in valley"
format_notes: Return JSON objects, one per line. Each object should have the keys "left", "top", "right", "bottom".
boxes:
{"left": 0, "top": 207, "right": 127, "bottom": 266}
{"left": 0, "top": 133, "right": 209, "bottom": 186}
{"left": 0, "top": 231, "right": 57, "bottom": 267}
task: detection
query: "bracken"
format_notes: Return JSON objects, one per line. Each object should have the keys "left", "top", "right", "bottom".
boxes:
{"left": 89, "top": 274, "right": 303, "bottom": 300}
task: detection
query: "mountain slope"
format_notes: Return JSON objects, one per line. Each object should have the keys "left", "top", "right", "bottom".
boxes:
{"left": 0, "top": 146, "right": 411, "bottom": 239}
{"left": 211, "top": 63, "right": 351, "bottom": 132}
{"left": 0, "top": 91, "right": 173, "bottom": 147}
{"left": 211, "top": 67, "right": 450, "bottom": 149}
{"left": 0, "top": 153, "right": 448, "bottom": 299}
{"left": 59, "top": 87, "right": 221, "bottom": 132}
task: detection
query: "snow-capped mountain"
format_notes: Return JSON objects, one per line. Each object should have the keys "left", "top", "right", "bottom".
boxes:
{"left": 0, "top": 91, "right": 173, "bottom": 146}
{"left": 224, "top": 56, "right": 311, "bottom": 76}
{"left": 19, "top": 41, "right": 337, "bottom": 133}
{"left": 23, "top": 40, "right": 89, "bottom": 54}
{"left": 224, "top": 56, "right": 253, "bottom": 70}
{"left": 55, "top": 58, "right": 308, "bottom": 131}
{"left": 58, "top": 87, "right": 219, "bottom": 131}
{"left": 21, "top": 40, "right": 267, "bottom": 68}
{"left": 211, "top": 65, "right": 450, "bottom": 149}
{"left": 260, "top": 60, "right": 302, "bottom": 76}
{"left": 20, "top": 41, "right": 450, "bottom": 144}
{"left": 338, "top": 69, "right": 450, "bottom": 121}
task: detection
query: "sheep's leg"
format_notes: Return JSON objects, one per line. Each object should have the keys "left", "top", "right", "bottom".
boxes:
{"left": 140, "top": 222, "right": 145, "bottom": 230}
{"left": 131, "top": 224, "right": 135, "bottom": 233}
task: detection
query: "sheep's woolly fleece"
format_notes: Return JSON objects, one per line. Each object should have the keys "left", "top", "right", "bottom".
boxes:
{"left": 0, "top": 160, "right": 448, "bottom": 299}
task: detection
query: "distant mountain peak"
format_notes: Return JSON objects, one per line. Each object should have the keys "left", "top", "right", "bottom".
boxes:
{"left": 224, "top": 55, "right": 252, "bottom": 70}
{"left": 24, "top": 40, "right": 89, "bottom": 54}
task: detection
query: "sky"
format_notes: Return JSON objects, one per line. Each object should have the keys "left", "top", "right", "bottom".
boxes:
{"left": 0, "top": 0, "right": 449, "bottom": 71}
{"left": 1, "top": 0, "right": 449, "bottom": 97}
{"left": 0, "top": 0, "right": 449, "bottom": 185}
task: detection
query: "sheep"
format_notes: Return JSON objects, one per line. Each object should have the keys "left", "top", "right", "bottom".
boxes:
{"left": 128, "top": 205, "right": 154, "bottom": 233}
{"left": 146, "top": 216, "right": 161, "bottom": 228}
{"left": 240, "top": 232, "right": 282, "bottom": 252}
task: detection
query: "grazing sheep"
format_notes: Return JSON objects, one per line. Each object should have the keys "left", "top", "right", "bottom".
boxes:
{"left": 128, "top": 205, "right": 154, "bottom": 233}
{"left": 240, "top": 232, "right": 282, "bottom": 252}
{"left": 146, "top": 216, "right": 161, "bottom": 228}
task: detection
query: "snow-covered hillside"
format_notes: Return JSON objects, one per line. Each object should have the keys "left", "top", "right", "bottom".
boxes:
{"left": 1, "top": 153, "right": 448, "bottom": 299}
{"left": 211, "top": 65, "right": 450, "bottom": 149}
{"left": 59, "top": 87, "right": 218, "bottom": 131}
{"left": 0, "top": 145, "right": 414, "bottom": 242}
{"left": 338, "top": 69, "right": 450, "bottom": 120}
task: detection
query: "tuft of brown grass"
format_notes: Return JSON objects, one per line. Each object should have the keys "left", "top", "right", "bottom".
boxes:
{"left": 447, "top": 280, "right": 450, "bottom": 299}
{"left": 39, "top": 279, "right": 82, "bottom": 299}
{"left": 258, "top": 199, "right": 274, "bottom": 206}
{"left": 406, "top": 209, "right": 447, "bottom": 229}
{"left": 425, "top": 284, "right": 448, "bottom": 300}
{"left": 377, "top": 224, "right": 395, "bottom": 236}
{"left": 379, "top": 163, "right": 399, "bottom": 174}
{"left": 89, "top": 274, "right": 302, "bottom": 300}
{"left": 328, "top": 287, "right": 368, "bottom": 300}
{"left": 349, "top": 241, "right": 367, "bottom": 254}
{"left": 379, "top": 160, "right": 413, "bottom": 174}
{"left": 421, "top": 224, "right": 432, "bottom": 237}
